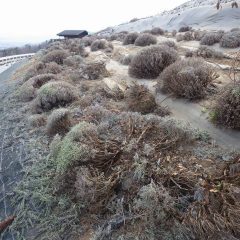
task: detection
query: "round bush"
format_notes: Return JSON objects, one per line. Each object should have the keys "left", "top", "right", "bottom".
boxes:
{"left": 183, "top": 31, "right": 194, "bottom": 41}
{"left": 179, "top": 26, "right": 191, "bottom": 32}
{"left": 200, "top": 32, "right": 223, "bottom": 46}
{"left": 42, "top": 50, "right": 69, "bottom": 65}
{"left": 128, "top": 45, "right": 178, "bottom": 79}
{"left": 46, "top": 108, "right": 71, "bottom": 135}
{"left": 160, "top": 40, "right": 177, "bottom": 49}
{"left": 34, "top": 81, "right": 78, "bottom": 112}
{"left": 123, "top": 32, "right": 139, "bottom": 45}
{"left": 151, "top": 27, "right": 164, "bottom": 35}
{"left": 211, "top": 82, "right": 240, "bottom": 129}
{"left": 134, "top": 34, "right": 157, "bottom": 46}
{"left": 91, "top": 39, "right": 112, "bottom": 51}
{"left": 125, "top": 84, "right": 156, "bottom": 114}
{"left": 161, "top": 58, "right": 215, "bottom": 99}
{"left": 220, "top": 31, "right": 240, "bottom": 48}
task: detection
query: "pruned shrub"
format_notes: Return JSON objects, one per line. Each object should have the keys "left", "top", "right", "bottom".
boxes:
{"left": 91, "top": 39, "right": 113, "bottom": 51}
{"left": 119, "top": 54, "right": 133, "bottom": 65}
{"left": 195, "top": 46, "right": 224, "bottom": 59}
{"left": 134, "top": 33, "right": 157, "bottom": 46}
{"left": 220, "top": 31, "right": 240, "bottom": 48}
{"left": 160, "top": 58, "right": 216, "bottom": 99}
{"left": 33, "top": 81, "right": 78, "bottom": 112}
{"left": 63, "top": 55, "right": 83, "bottom": 67}
{"left": 179, "top": 26, "right": 191, "bottom": 32}
{"left": 123, "top": 32, "right": 139, "bottom": 45}
{"left": 129, "top": 45, "right": 178, "bottom": 79}
{"left": 200, "top": 32, "right": 223, "bottom": 46}
{"left": 77, "top": 61, "right": 109, "bottom": 80}
{"left": 210, "top": 82, "right": 240, "bottom": 129}
{"left": 183, "top": 31, "right": 194, "bottom": 41}
{"left": 42, "top": 50, "right": 69, "bottom": 64}
{"left": 46, "top": 108, "right": 71, "bottom": 135}
{"left": 151, "top": 27, "right": 164, "bottom": 35}
{"left": 125, "top": 84, "right": 157, "bottom": 114}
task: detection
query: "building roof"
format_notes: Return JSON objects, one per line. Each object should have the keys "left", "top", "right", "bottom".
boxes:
{"left": 57, "top": 30, "right": 88, "bottom": 37}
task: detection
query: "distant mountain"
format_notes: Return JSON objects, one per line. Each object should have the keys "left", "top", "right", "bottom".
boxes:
{"left": 100, "top": 0, "right": 240, "bottom": 34}
{"left": 0, "top": 41, "right": 26, "bottom": 50}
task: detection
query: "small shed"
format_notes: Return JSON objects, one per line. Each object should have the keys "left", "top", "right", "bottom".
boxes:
{"left": 57, "top": 30, "right": 88, "bottom": 39}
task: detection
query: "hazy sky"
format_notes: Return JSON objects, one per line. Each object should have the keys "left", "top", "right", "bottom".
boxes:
{"left": 0, "top": 0, "right": 187, "bottom": 43}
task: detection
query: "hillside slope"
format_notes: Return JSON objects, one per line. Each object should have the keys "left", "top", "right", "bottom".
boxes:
{"left": 110, "top": 0, "right": 240, "bottom": 33}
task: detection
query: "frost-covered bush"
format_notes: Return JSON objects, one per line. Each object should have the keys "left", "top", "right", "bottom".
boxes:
{"left": 125, "top": 84, "right": 157, "bottom": 114}
{"left": 81, "top": 36, "right": 97, "bottom": 46}
{"left": 176, "top": 34, "right": 184, "bottom": 42}
{"left": 17, "top": 74, "right": 57, "bottom": 101}
{"left": 200, "top": 32, "right": 224, "bottom": 45}
{"left": 129, "top": 45, "right": 178, "bottom": 79}
{"left": 91, "top": 39, "right": 113, "bottom": 51}
{"left": 150, "top": 27, "right": 164, "bottom": 35}
{"left": 123, "top": 32, "right": 139, "bottom": 45}
{"left": 195, "top": 46, "right": 224, "bottom": 59}
{"left": 33, "top": 81, "right": 78, "bottom": 112}
{"left": 134, "top": 33, "right": 157, "bottom": 46}
{"left": 210, "top": 82, "right": 240, "bottom": 129}
{"left": 220, "top": 31, "right": 240, "bottom": 48}
{"left": 76, "top": 61, "right": 109, "bottom": 80}
{"left": 179, "top": 26, "right": 191, "bottom": 32}
{"left": 119, "top": 54, "right": 133, "bottom": 65}
{"left": 160, "top": 40, "right": 177, "bottom": 49}
{"left": 160, "top": 58, "right": 216, "bottom": 99}
{"left": 172, "top": 30, "right": 177, "bottom": 37}
{"left": 63, "top": 55, "right": 83, "bottom": 67}
{"left": 42, "top": 50, "right": 69, "bottom": 64}
{"left": 46, "top": 108, "right": 71, "bottom": 135}
{"left": 183, "top": 31, "right": 194, "bottom": 41}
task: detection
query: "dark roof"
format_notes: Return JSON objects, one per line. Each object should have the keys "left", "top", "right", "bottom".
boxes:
{"left": 57, "top": 30, "right": 88, "bottom": 36}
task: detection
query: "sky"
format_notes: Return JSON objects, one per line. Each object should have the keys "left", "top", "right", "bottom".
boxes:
{"left": 0, "top": 0, "right": 187, "bottom": 43}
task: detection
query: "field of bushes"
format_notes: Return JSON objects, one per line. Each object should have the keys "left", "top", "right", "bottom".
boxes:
{"left": 5, "top": 26, "right": 240, "bottom": 240}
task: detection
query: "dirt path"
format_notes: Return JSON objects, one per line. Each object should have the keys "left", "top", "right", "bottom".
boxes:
{"left": 0, "top": 62, "right": 28, "bottom": 240}
{"left": 106, "top": 59, "right": 240, "bottom": 150}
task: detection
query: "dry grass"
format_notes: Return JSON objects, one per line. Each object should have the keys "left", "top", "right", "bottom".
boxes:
{"left": 129, "top": 45, "right": 178, "bottom": 79}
